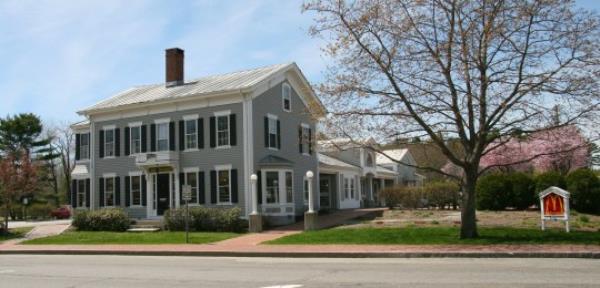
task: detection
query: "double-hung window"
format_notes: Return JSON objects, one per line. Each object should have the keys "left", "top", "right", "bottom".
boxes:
{"left": 157, "top": 122, "right": 169, "bottom": 151}
{"left": 185, "top": 172, "right": 198, "bottom": 203}
{"left": 267, "top": 116, "right": 278, "bottom": 149}
{"left": 105, "top": 129, "right": 115, "bottom": 157}
{"left": 216, "top": 115, "right": 230, "bottom": 147}
{"left": 104, "top": 177, "right": 115, "bottom": 207}
{"left": 217, "top": 169, "right": 231, "bottom": 203}
{"left": 130, "top": 175, "right": 142, "bottom": 206}
{"left": 300, "top": 124, "right": 310, "bottom": 155}
{"left": 77, "top": 179, "right": 86, "bottom": 207}
{"left": 265, "top": 171, "right": 279, "bottom": 204}
{"left": 130, "top": 126, "right": 141, "bottom": 154}
{"left": 285, "top": 172, "right": 293, "bottom": 203}
{"left": 350, "top": 178, "right": 355, "bottom": 199}
{"left": 344, "top": 178, "right": 350, "bottom": 199}
{"left": 185, "top": 119, "right": 197, "bottom": 150}
{"left": 282, "top": 83, "right": 291, "bottom": 112}
{"left": 303, "top": 178, "right": 309, "bottom": 204}
{"left": 80, "top": 134, "right": 89, "bottom": 160}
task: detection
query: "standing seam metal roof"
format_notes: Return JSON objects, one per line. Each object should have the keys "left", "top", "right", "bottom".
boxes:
{"left": 80, "top": 63, "right": 293, "bottom": 113}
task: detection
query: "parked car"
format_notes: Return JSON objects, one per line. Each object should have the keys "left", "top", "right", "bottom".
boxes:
{"left": 50, "top": 206, "right": 71, "bottom": 219}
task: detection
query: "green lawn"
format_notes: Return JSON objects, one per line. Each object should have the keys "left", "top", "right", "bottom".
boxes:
{"left": 0, "top": 227, "right": 33, "bottom": 243}
{"left": 267, "top": 227, "right": 600, "bottom": 245}
{"left": 22, "top": 231, "right": 239, "bottom": 245}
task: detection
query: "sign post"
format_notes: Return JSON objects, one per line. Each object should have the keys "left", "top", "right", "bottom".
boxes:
{"left": 182, "top": 185, "right": 192, "bottom": 243}
{"left": 539, "top": 186, "right": 570, "bottom": 232}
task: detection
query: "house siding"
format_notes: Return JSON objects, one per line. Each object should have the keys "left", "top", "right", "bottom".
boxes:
{"left": 91, "top": 102, "right": 245, "bottom": 218}
{"left": 252, "top": 80, "right": 319, "bottom": 222}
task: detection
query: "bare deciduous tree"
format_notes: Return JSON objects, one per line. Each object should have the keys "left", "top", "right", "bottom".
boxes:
{"left": 304, "top": 0, "right": 600, "bottom": 238}
{"left": 56, "top": 123, "right": 75, "bottom": 205}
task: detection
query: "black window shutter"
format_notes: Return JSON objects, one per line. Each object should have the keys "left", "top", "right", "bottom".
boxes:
{"left": 308, "top": 128, "right": 313, "bottom": 155}
{"left": 210, "top": 170, "right": 217, "bottom": 204}
{"left": 179, "top": 120, "right": 185, "bottom": 151}
{"left": 179, "top": 172, "right": 185, "bottom": 205}
{"left": 256, "top": 170, "right": 262, "bottom": 204}
{"left": 231, "top": 169, "right": 238, "bottom": 203}
{"left": 99, "top": 178, "right": 105, "bottom": 207}
{"left": 87, "top": 133, "right": 91, "bottom": 158}
{"left": 276, "top": 120, "right": 281, "bottom": 149}
{"left": 142, "top": 175, "right": 147, "bottom": 206}
{"left": 198, "top": 118, "right": 204, "bottom": 149}
{"left": 75, "top": 134, "right": 81, "bottom": 160}
{"left": 141, "top": 125, "right": 147, "bottom": 152}
{"left": 264, "top": 117, "right": 269, "bottom": 147}
{"left": 115, "top": 176, "right": 121, "bottom": 206}
{"left": 209, "top": 116, "right": 216, "bottom": 148}
{"left": 85, "top": 179, "right": 90, "bottom": 208}
{"left": 71, "top": 180, "right": 77, "bottom": 208}
{"left": 169, "top": 122, "right": 175, "bottom": 151}
{"left": 124, "top": 127, "right": 130, "bottom": 156}
{"left": 99, "top": 130, "right": 105, "bottom": 158}
{"left": 298, "top": 126, "right": 303, "bottom": 153}
{"left": 229, "top": 114, "right": 236, "bottom": 146}
{"left": 150, "top": 124, "right": 156, "bottom": 152}
{"left": 198, "top": 171, "right": 205, "bottom": 204}
{"left": 115, "top": 128, "right": 121, "bottom": 157}
{"left": 125, "top": 176, "right": 131, "bottom": 207}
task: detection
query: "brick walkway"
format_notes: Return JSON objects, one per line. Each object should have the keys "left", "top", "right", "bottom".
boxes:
{"left": 2, "top": 208, "right": 598, "bottom": 258}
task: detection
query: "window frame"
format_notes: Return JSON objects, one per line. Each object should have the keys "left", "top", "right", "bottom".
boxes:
{"left": 216, "top": 167, "right": 231, "bottom": 205}
{"left": 130, "top": 125, "right": 142, "bottom": 155}
{"left": 155, "top": 122, "right": 169, "bottom": 152}
{"left": 184, "top": 170, "right": 199, "bottom": 204}
{"left": 262, "top": 169, "right": 294, "bottom": 204}
{"left": 300, "top": 123, "right": 310, "bottom": 155}
{"left": 267, "top": 114, "right": 278, "bottom": 149}
{"left": 104, "top": 128, "right": 115, "bottom": 158}
{"left": 303, "top": 177, "right": 309, "bottom": 204}
{"left": 184, "top": 119, "right": 198, "bottom": 151}
{"left": 215, "top": 111, "right": 231, "bottom": 148}
{"left": 79, "top": 133, "right": 90, "bottom": 160}
{"left": 104, "top": 176, "right": 115, "bottom": 207}
{"left": 77, "top": 179, "right": 86, "bottom": 207}
{"left": 282, "top": 83, "right": 291, "bottom": 112}
{"left": 129, "top": 173, "right": 142, "bottom": 207}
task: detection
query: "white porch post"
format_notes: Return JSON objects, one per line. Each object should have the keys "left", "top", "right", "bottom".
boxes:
{"left": 307, "top": 171, "right": 315, "bottom": 213}
{"left": 146, "top": 172, "right": 154, "bottom": 218}
{"left": 174, "top": 169, "right": 180, "bottom": 208}
{"left": 250, "top": 174, "right": 258, "bottom": 215}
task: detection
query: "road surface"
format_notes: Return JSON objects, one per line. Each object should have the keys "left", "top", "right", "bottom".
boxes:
{"left": 0, "top": 255, "right": 598, "bottom": 287}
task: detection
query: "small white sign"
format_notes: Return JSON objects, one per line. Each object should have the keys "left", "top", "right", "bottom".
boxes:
{"left": 182, "top": 185, "right": 192, "bottom": 202}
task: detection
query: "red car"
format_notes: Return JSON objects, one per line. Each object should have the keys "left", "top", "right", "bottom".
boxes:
{"left": 50, "top": 206, "right": 71, "bottom": 219}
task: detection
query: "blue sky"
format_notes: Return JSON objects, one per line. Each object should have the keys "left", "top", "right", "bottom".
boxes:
{"left": 0, "top": 0, "right": 598, "bottom": 124}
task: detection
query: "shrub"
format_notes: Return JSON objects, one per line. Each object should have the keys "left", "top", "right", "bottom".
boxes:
{"left": 535, "top": 171, "right": 566, "bottom": 192}
{"left": 163, "top": 207, "right": 245, "bottom": 232}
{"left": 27, "top": 203, "right": 54, "bottom": 220}
{"left": 506, "top": 172, "right": 535, "bottom": 209}
{"left": 422, "top": 181, "right": 460, "bottom": 209}
{"left": 579, "top": 215, "right": 590, "bottom": 223}
{"left": 476, "top": 173, "right": 511, "bottom": 210}
{"left": 380, "top": 181, "right": 460, "bottom": 209}
{"left": 566, "top": 168, "right": 600, "bottom": 214}
{"left": 72, "top": 208, "right": 130, "bottom": 231}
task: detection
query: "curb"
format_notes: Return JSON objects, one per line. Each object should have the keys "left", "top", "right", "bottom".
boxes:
{"left": 1, "top": 250, "right": 599, "bottom": 259}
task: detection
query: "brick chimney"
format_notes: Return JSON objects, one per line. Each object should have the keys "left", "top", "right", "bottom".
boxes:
{"left": 165, "top": 48, "right": 184, "bottom": 87}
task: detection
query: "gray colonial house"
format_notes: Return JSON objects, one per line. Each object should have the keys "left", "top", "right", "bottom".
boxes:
{"left": 71, "top": 48, "right": 325, "bottom": 225}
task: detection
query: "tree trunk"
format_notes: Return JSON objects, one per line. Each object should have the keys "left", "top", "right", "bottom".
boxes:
{"left": 460, "top": 169, "right": 479, "bottom": 239}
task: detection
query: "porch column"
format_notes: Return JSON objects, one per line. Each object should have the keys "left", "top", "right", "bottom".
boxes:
{"left": 146, "top": 172, "right": 154, "bottom": 218}
{"left": 174, "top": 169, "right": 180, "bottom": 208}
{"left": 304, "top": 170, "right": 318, "bottom": 231}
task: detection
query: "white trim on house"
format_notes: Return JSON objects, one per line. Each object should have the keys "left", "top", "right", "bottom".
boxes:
{"left": 214, "top": 111, "right": 231, "bottom": 148}
{"left": 128, "top": 171, "right": 143, "bottom": 177}
{"left": 102, "top": 124, "right": 116, "bottom": 130}
{"left": 128, "top": 121, "right": 143, "bottom": 127}
{"left": 129, "top": 124, "right": 142, "bottom": 155}
{"left": 183, "top": 118, "right": 198, "bottom": 151}
{"left": 183, "top": 167, "right": 200, "bottom": 173}
{"left": 213, "top": 110, "right": 231, "bottom": 117}
{"left": 154, "top": 118, "right": 171, "bottom": 124}
{"left": 182, "top": 114, "right": 199, "bottom": 120}
{"left": 215, "top": 165, "right": 233, "bottom": 205}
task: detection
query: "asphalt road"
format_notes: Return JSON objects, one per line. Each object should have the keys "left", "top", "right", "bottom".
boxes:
{"left": 0, "top": 255, "right": 599, "bottom": 287}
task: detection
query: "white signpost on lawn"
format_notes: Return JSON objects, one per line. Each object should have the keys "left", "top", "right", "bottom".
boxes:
{"left": 539, "top": 186, "right": 570, "bottom": 233}
{"left": 182, "top": 185, "right": 192, "bottom": 243}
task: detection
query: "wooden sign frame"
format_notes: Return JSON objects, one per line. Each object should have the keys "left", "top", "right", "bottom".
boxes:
{"left": 539, "top": 186, "right": 570, "bottom": 233}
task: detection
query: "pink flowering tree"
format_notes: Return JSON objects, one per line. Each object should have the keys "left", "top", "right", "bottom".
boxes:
{"left": 480, "top": 126, "right": 590, "bottom": 174}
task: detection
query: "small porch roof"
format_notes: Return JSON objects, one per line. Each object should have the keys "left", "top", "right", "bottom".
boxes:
{"left": 71, "top": 164, "right": 89, "bottom": 179}
{"left": 318, "top": 153, "right": 360, "bottom": 171}
{"left": 258, "top": 155, "right": 294, "bottom": 167}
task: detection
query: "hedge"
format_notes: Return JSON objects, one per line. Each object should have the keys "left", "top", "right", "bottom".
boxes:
{"left": 163, "top": 207, "right": 246, "bottom": 232}
{"left": 379, "top": 181, "right": 459, "bottom": 209}
{"left": 72, "top": 208, "right": 130, "bottom": 231}
{"left": 476, "top": 173, "right": 512, "bottom": 210}
{"left": 566, "top": 168, "right": 600, "bottom": 214}
{"left": 535, "top": 171, "right": 566, "bottom": 192}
